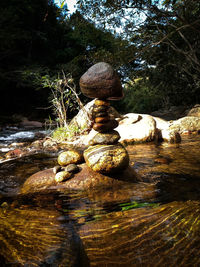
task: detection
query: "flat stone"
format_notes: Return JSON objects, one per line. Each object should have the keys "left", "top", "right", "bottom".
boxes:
{"left": 57, "top": 150, "right": 84, "bottom": 166}
{"left": 93, "top": 120, "right": 119, "bottom": 133}
{"left": 89, "top": 130, "right": 120, "bottom": 145}
{"left": 95, "top": 99, "right": 110, "bottom": 106}
{"left": 92, "top": 111, "right": 108, "bottom": 119}
{"left": 92, "top": 105, "right": 109, "bottom": 114}
{"left": 83, "top": 143, "right": 129, "bottom": 174}
{"left": 95, "top": 117, "right": 110, "bottom": 123}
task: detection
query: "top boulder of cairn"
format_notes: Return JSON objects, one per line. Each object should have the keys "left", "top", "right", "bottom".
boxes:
{"left": 79, "top": 62, "right": 123, "bottom": 100}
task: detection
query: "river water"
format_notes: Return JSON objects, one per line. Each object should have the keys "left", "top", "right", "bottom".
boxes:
{"left": 0, "top": 133, "right": 200, "bottom": 266}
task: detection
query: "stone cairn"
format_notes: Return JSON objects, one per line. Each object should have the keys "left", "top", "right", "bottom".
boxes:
{"left": 80, "top": 62, "right": 129, "bottom": 174}
{"left": 54, "top": 62, "right": 129, "bottom": 182}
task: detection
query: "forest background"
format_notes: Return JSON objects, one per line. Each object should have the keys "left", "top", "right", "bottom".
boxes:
{"left": 0, "top": 0, "right": 199, "bottom": 124}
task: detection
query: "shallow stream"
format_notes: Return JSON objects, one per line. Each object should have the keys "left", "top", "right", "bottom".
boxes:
{"left": 0, "top": 134, "right": 200, "bottom": 266}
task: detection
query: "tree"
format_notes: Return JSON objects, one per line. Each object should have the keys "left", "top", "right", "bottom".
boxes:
{"left": 77, "top": 0, "right": 200, "bottom": 108}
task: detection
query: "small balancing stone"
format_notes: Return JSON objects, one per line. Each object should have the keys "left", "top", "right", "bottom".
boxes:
{"left": 55, "top": 171, "right": 72, "bottom": 183}
{"left": 83, "top": 143, "right": 129, "bottom": 174}
{"left": 57, "top": 150, "right": 83, "bottom": 166}
{"left": 93, "top": 120, "right": 118, "bottom": 133}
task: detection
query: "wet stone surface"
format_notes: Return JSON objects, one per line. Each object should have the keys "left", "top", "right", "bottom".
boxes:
{"left": 89, "top": 130, "right": 120, "bottom": 145}
{"left": 83, "top": 143, "right": 129, "bottom": 174}
{"left": 65, "top": 164, "right": 79, "bottom": 173}
{"left": 57, "top": 150, "right": 84, "bottom": 166}
{"left": 55, "top": 171, "right": 72, "bottom": 183}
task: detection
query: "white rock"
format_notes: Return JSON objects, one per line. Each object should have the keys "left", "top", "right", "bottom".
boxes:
{"left": 116, "top": 114, "right": 157, "bottom": 143}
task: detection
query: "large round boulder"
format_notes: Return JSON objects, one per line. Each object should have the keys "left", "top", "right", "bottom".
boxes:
{"left": 83, "top": 143, "right": 129, "bottom": 174}
{"left": 79, "top": 62, "right": 123, "bottom": 100}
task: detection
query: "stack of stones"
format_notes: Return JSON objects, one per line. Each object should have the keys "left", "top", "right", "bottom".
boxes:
{"left": 80, "top": 62, "right": 129, "bottom": 174}
{"left": 53, "top": 149, "right": 83, "bottom": 182}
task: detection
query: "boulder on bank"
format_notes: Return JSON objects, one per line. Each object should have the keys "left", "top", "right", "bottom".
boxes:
{"left": 116, "top": 114, "right": 157, "bottom": 143}
{"left": 64, "top": 101, "right": 200, "bottom": 147}
{"left": 186, "top": 104, "right": 200, "bottom": 117}
{"left": 169, "top": 116, "right": 200, "bottom": 134}
{"left": 69, "top": 111, "right": 180, "bottom": 146}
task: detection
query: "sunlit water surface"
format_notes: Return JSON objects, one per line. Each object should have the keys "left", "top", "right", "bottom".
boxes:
{"left": 0, "top": 135, "right": 200, "bottom": 266}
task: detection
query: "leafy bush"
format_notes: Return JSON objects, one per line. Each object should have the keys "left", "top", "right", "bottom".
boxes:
{"left": 117, "top": 79, "right": 163, "bottom": 114}
{"left": 52, "top": 125, "right": 80, "bottom": 141}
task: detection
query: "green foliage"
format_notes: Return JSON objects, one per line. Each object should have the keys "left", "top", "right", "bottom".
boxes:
{"left": 117, "top": 79, "right": 163, "bottom": 114}
{"left": 77, "top": 0, "right": 200, "bottom": 110}
{"left": 1, "top": 0, "right": 200, "bottom": 118}
{"left": 41, "top": 72, "right": 83, "bottom": 127}
{"left": 52, "top": 125, "right": 81, "bottom": 141}
{"left": 119, "top": 201, "right": 160, "bottom": 211}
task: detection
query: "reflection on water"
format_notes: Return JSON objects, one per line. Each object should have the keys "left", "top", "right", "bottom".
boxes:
{"left": 79, "top": 200, "right": 200, "bottom": 267}
{"left": 0, "top": 135, "right": 200, "bottom": 266}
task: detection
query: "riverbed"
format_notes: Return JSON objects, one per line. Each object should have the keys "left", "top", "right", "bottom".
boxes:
{"left": 0, "top": 133, "right": 200, "bottom": 266}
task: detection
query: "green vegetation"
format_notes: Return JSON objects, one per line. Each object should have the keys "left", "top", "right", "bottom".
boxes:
{"left": 117, "top": 78, "right": 163, "bottom": 114}
{"left": 119, "top": 201, "right": 160, "bottom": 211}
{"left": 52, "top": 125, "right": 81, "bottom": 141}
{"left": 77, "top": 0, "right": 200, "bottom": 109}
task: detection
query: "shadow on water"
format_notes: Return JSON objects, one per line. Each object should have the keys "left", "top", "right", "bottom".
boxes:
{"left": 0, "top": 135, "right": 200, "bottom": 266}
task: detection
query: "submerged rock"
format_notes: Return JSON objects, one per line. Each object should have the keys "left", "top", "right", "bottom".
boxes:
{"left": 20, "top": 163, "right": 138, "bottom": 195}
{"left": 84, "top": 143, "right": 129, "bottom": 174}
{"left": 0, "top": 207, "right": 81, "bottom": 266}
{"left": 78, "top": 201, "right": 200, "bottom": 267}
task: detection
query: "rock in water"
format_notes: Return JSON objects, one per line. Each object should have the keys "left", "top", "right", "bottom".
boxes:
{"left": 83, "top": 143, "right": 129, "bottom": 174}
{"left": 89, "top": 130, "right": 120, "bottom": 145}
{"left": 57, "top": 150, "right": 84, "bottom": 166}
